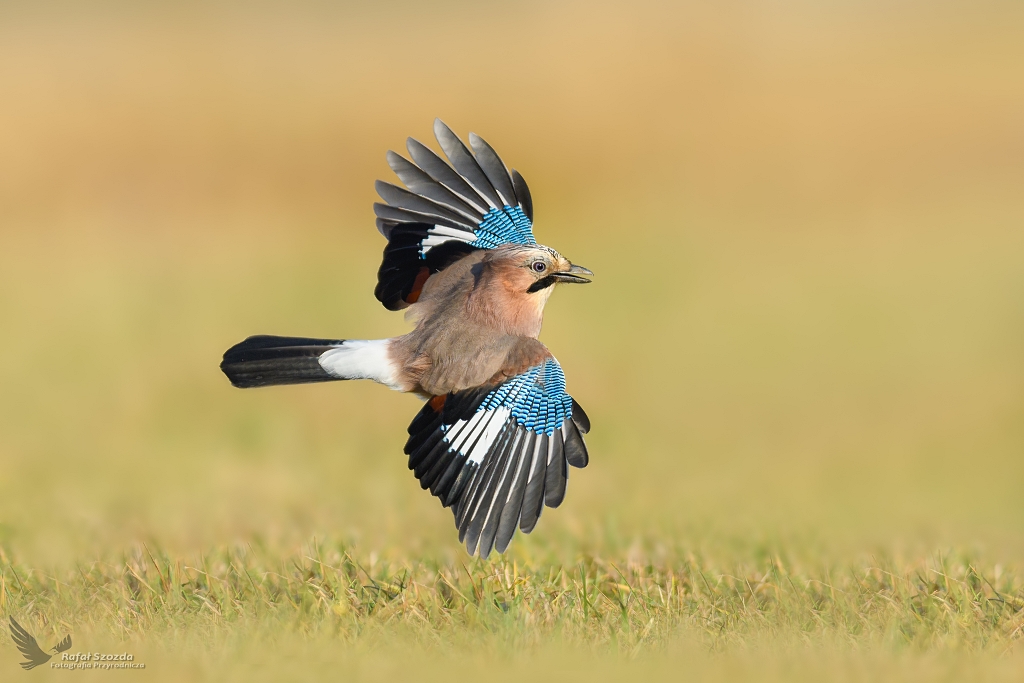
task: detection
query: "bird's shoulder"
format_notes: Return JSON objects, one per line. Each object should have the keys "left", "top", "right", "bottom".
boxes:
{"left": 485, "top": 336, "right": 551, "bottom": 384}
{"left": 416, "top": 248, "right": 487, "bottom": 301}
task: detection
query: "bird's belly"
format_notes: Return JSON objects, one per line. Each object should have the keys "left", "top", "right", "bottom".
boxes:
{"left": 391, "top": 329, "right": 521, "bottom": 397}
{"left": 416, "top": 344, "right": 510, "bottom": 395}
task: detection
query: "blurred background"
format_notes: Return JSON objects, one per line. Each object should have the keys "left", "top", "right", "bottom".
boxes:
{"left": 0, "top": 0, "right": 1022, "bottom": 564}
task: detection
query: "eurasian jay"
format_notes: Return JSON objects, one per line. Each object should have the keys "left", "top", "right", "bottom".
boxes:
{"left": 220, "top": 120, "right": 592, "bottom": 557}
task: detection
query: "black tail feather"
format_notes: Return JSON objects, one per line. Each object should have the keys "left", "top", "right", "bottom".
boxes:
{"left": 220, "top": 335, "right": 345, "bottom": 388}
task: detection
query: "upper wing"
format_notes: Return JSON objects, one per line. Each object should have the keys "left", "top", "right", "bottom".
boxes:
{"left": 53, "top": 634, "right": 73, "bottom": 653}
{"left": 8, "top": 617, "right": 51, "bottom": 670}
{"left": 374, "top": 119, "right": 536, "bottom": 310}
{"left": 404, "top": 358, "right": 590, "bottom": 557}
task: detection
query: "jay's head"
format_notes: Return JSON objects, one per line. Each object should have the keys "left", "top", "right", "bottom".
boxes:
{"left": 486, "top": 245, "right": 593, "bottom": 297}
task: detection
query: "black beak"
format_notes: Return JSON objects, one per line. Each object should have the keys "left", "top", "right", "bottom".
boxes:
{"left": 552, "top": 264, "right": 593, "bottom": 284}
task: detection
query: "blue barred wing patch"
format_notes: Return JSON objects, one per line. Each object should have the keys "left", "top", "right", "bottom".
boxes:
{"left": 469, "top": 206, "right": 536, "bottom": 249}
{"left": 417, "top": 205, "right": 534, "bottom": 256}
{"left": 477, "top": 359, "right": 571, "bottom": 436}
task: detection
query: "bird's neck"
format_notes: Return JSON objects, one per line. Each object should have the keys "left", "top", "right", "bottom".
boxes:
{"left": 466, "top": 267, "right": 551, "bottom": 338}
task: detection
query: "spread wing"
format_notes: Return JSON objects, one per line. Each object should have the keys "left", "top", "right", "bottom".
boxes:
{"left": 374, "top": 119, "right": 536, "bottom": 310}
{"left": 53, "top": 634, "right": 72, "bottom": 653}
{"left": 8, "top": 617, "right": 52, "bottom": 670}
{"left": 404, "top": 358, "right": 590, "bottom": 557}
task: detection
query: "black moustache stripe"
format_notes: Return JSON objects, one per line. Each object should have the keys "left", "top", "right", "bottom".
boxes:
{"left": 526, "top": 275, "right": 558, "bottom": 293}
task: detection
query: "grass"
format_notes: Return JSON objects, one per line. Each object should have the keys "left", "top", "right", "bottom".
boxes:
{"left": 4, "top": 539, "right": 1024, "bottom": 679}
{"left": 1, "top": 1, "right": 1024, "bottom": 680}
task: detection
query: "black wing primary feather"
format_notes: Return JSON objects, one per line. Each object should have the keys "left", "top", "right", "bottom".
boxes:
{"left": 374, "top": 223, "right": 480, "bottom": 310}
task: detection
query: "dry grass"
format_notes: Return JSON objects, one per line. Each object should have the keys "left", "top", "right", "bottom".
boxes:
{"left": 4, "top": 539, "right": 1024, "bottom": 679}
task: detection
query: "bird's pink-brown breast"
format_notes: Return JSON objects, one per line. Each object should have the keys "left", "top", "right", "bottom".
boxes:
{"left": 463, "top": 258, "right": 551, "bottom": 339}
{"left": 388, "top": 252, "right": 554, "bottom": 396}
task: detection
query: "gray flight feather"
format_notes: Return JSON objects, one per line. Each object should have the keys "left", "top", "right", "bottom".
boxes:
{"left": 453, "top": 460, "right": 484, "bottom": 531}
{"left": 519, "top": 433, "right": 547, "bottom": 533}
{"left": 387, "top": 151, "right": 485, "bottom": 223}
{"left": 373, "top": 203, "right": 476, "bottom": 234}
{"left": 478, "top": 429, "right": 523, "bottom": 557}
{"left": 455, "top": 426, "right": 503, "bottom": 534}
{"left": 375, "top": 180, "right": 479, "bottom": 230}
{"left": 460, "top": 428, "right": 511, "bottom": 553}
{"left": 494, "top": 430, "right": 533, "bottom": 553}
{"left": 433, "top": 119, "right": 504, "bottom": 210}
{"left": 544, "top": 429, "right": 567, "bottom": 508}
{"left": 511, "top": 169, "right": 533, "bottom": 222}
{"left": 375, "top": 218, "right": 397, "bottom": 239}
{"left": 562, "top": 420, "right": 589, "bottom": 468}
{"left": 407, "top": 137, "right": 490, "bottom": 215}
{"left": 468, "top": 132, "right": 518, "bottom": 208}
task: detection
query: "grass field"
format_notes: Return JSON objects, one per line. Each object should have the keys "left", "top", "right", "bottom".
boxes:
{"left": 1, "top": 1, "right": 1023, "bottom": 680}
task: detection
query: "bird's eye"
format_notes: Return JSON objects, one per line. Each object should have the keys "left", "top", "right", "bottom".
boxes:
{"left": 532, "top": 261, "right": 546, "bottom": 273}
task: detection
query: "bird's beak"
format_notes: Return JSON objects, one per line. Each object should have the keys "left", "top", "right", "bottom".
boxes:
{"left": 552, "top": 263, "right": 593, "bottom": 284}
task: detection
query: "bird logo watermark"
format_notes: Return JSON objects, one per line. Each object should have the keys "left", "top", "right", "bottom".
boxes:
{"left": 7, "top": 617, "right": 145, "bottom": 672}
{"left": 8, "top": 617, "right": 72, "bottom": 670}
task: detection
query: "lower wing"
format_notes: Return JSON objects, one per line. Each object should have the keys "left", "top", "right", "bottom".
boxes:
{"left": 404, "top": 358, "right": 590, "bottom": 557}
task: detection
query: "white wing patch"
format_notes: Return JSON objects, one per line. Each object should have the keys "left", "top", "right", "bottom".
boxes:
{"left": 419, "top": 226, "right": 477, "bottom": 256}
{"left": 444, "top": 407, "right": 511, "bottom": 464}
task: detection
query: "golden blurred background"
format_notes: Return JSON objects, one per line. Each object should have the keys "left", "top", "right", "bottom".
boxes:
{"left": 0, "top": 0, "right": 1022, "bottom": 564}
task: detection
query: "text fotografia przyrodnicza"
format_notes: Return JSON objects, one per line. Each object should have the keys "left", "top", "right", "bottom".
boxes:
{"left": 51, "top": 652, "right": 145, "bottom": 670}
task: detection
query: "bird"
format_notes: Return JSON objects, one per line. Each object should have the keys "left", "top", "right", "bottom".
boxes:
{"left": 220, "top": 119, "right": 592, "bottom": 557}
{"left": 8, "top": 617, "right": 72, "bottom": 670}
